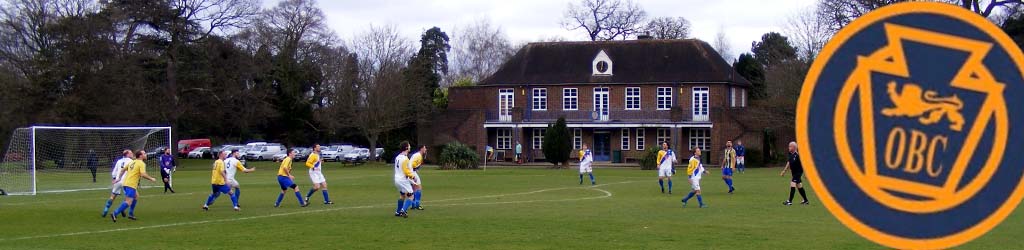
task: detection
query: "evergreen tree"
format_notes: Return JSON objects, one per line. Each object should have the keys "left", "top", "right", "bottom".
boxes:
{"left": 542, "top": 117, "right": 572, "bottom": 167}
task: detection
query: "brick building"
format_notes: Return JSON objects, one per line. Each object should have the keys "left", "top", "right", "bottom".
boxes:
{"left": 426, "top": 39, "right": 755, "bottom": 165}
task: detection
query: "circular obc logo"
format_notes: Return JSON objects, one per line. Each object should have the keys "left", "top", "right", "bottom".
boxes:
{"left": 798, "top": 2, "right": 1024, "bottom": 249}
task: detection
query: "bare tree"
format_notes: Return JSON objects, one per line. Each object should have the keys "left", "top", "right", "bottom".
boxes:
{"left": 816, "top": 0, "right": 1022, "bottom": 32}
{"left": 960, "top": 0, "right": 1024, "bottom": 17}
{"left": 0, "top": 0, "right": 95, "bottom": 77}
{"left": 643, "top": 16, "right": 691, "bottom": 39}
{"left": 562, "top": 0, "right": 648, "bottom": 41}
{"left": 713, "top": 27, "right": 733, "bottom": 62}
{"left": 343, "top": 24, "right": 414, "bottom": 155}
{"left": 785, "top": 6, "right": 832, "bottom": 61}
{"left": 448, "top": 18, "right": 515, "bottom": 85}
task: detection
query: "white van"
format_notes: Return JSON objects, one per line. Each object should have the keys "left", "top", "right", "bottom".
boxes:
{"left": 245, "top": 144, "right": 283, "bottom": 161}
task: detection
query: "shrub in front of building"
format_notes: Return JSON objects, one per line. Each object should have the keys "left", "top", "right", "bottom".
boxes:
{"left": 438, "top": 142, "right": 479, "bottom": 170}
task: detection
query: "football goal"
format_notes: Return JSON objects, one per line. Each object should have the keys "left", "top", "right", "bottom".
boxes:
{"left": 0, "top": 126, "right": 171, "bottom": 195}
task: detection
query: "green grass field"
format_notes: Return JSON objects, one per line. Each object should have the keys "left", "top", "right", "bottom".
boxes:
{"left": 1, "top": 159, "right": 1022, "bottom": 249}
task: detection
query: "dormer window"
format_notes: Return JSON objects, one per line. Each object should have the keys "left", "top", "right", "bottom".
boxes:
{"left": 592, "top": 50, "right": 613, "bottom": 75}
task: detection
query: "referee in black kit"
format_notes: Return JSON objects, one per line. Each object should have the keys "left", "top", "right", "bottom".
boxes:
{"left": 780, "top": 141, "right": 809, "bottom": 206}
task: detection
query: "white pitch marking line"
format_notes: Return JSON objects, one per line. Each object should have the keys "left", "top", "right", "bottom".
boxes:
{"left": 4, "top": 192, "right": 197, "bottom": 206}
{"left": 0, "top": 181, "right": 638, "bottom": 242}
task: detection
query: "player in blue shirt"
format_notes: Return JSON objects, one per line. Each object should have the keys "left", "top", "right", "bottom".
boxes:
{"left": 735, "top": 140, "right": 746, "bottom": 173}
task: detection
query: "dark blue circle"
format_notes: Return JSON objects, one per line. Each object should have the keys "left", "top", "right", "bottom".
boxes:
{"left": 806, "top": 12, "right": 1024, "bottom": 239}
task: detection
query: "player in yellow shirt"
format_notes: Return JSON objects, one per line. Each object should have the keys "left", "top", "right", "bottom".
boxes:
{"left": 304, "top": 144, "right": 333, "bottom": 204}
{"left": 203, "top": 151, "right": 238, "bottom": 211}
{"left": 409, "top": 145, "right": 427, "bottom": 210}
{"left": 681, "top": 147, "right": 707, "bottom": 208}
{"left": 110, "top": 150, "right": 156, "bottom": 222}
{"left": 275, "top": 149, "right": 308, "bottom": 208}
{"left": 721, "top": 140, "right": 736, "bottom": 194}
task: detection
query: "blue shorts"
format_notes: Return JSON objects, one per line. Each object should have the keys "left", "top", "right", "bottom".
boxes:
{"left": 123, "top": 187, "right": 137, "bottom": 198}
{"left": 211, "top": 184, "right": 230, "bottom": 194}
{"left": 277, "top": 176, "right": 296, "bottom": 190}
{"left": 722, "top": 167, "right": 734, "bottom": 176}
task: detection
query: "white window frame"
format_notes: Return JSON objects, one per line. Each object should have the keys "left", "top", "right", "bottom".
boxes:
{"left": 657, "top": 128, "right": 670, "bottom": 145}
{"left": 692, "top": 87, "right": 710, "bottom": 121}
{"left": 497, "top": 128, "right": 512, "bottom": 150}
{"left": 689, "top": 128, "right": 711, "bottom": 152}
{"left": 620, "top": 128, "right": 630, "bottom": 151}
{"left": 625, "top": 87, "right": 641, "bottom": 110}
{"left": 533, "top": 128, "right": 546, "bottom": 149}
{"left": 498, "top": 88, "right": 514, "bottom": 122}
{"left": 636, "top": 128, "right": 645, "bottom": 151}
{"left": 594, "top": 87, "right": 610, "bottom": 121}
{"left": 532, "top": 88, "right": 547, "bottom": 111}
{"left": 730, "top": 87, "right": 738, "bottom": 107}
{"left": 657, "top": 87, "right": 672, "bottom": 110}
{"left": 563, "top": 88, "right": 578, "bottom": 111}
{"left": 741, "top": 89, "right": 747, "bottom": 107}
{"left": 573, "top": 128, "right": 582, "bottom": 149}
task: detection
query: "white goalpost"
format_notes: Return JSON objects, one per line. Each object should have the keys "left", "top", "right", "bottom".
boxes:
{"left": 0, "top": 126, "right": 172, "bottom": 195}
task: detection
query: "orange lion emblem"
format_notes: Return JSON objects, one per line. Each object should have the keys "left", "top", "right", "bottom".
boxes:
{"left": 880, "top": 81, "right": 965, "bottom": 131}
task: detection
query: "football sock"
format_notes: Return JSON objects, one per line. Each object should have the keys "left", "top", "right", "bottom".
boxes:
{"left": 322, "top": 190, "right": 330, "bottom": 202}
{"left": 659, "top": 180, "right": 665, "bottom": 192}
{"left": 788, "top": 187, "right": 796, "bottom": 202}
{"left": 683, "top": 191, "right": 695, "bottom": 202}
{"left": 697, "top": 195, "right": 704, "bottom": 206}
{"left": 579, "top": 174, "right": 584, "bottom": 184}
{"left": 206, "top": 192, "right": 218, "bottom": 206}
{"left": 725, "top": 178, "right": 733, "bottom": 188}
{"left": 396, "top": 199, "right": 404, "bottom": 213}
{"left": 798, "top": 187, "right": 808, "bottom": 201}
{"left": 294, "top": 191, "right": 304, "bottom": 205}
{"left": 275, "top": 193, "right": 284, "bottom": 206}
{"left": 230, "top": 192, "right": 239, "bottom": 207}
{"left": 668, "top": 180, "right": 673, "bottom": 192}
{"left": 102, "top": 199, "right": 113, "bottom": 214}
{"left": 128, "top": 199, "right": 137, "bottom": 216}
{"left": 589, "top": 173, "right": 595, "bottom": 184}
{"left": 306, "top": 188, "right": 316, "bottom": 199}
{"left": 113, "top": 202, "right": 128, "bottom": 216}
{"left": 413, "top": 190, "right": 422, "bottom": 207}
{"left": 403, "top": 198, "right": 413, "bottom": 213}
{"left": 234, "top": 188, "right": 241, "bottom": 201}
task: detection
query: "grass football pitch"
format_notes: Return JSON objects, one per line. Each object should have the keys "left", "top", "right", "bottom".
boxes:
{"left": 1, "top": 159, "right": 1022, "bottom": 249}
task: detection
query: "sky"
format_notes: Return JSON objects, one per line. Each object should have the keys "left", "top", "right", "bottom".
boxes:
{"left": 262, "top": 0, "right": 819, "bottom": 61}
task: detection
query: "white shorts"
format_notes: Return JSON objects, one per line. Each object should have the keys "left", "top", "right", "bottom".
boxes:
{"left": 394, "top": 178, "right": 413, "bottom": 194}
{"left": 309, "top": 170, "right": 326, "bottom": 184}
{"left": 737, "top": 156, "right": 745, "bottom": 165}
{"left": 411, "top": 172, "right": 422, "bottom": 186}
{"left": 658, "top": 167, "right": 673, "bottom": 177}
{"left": 111, "top": 180, "right": 124, "bottom": 195}
{"left": 579, "top": 166, "right": 592, "bottom": 174}
{"left": 690, "top": 177, "right": 702, "bottom": 190}
{"left": 226, "top": 179, "right": 239, "bottom": 188}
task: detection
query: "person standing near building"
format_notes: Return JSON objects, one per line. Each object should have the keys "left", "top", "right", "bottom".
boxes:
{"left": 735, "top": 140, "right": 746, "bottom": 173}
{"left": 515, "top": 141, "right": 523, "bottom": 164}
{"left": 780, "top": 141, "right": 809, "bottom": 205}
{"left": 159, "top": 148, "right": 176, "bottom": 193}
{"left": 721, "top": 141, "right": 736, "bottom": 194}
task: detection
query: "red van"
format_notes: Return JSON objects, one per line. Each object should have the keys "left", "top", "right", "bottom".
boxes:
{"left": 177, "top": 139, "right": 212, "bottom": 156}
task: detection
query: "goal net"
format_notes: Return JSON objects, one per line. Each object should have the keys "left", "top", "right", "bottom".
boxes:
{"left": 0, "top": 126, "right": 171, "bottom": 195}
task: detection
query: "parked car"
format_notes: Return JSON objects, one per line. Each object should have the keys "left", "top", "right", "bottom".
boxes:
{"left": 295, "top": 147, "right": 312, "bottom": 160}
{"left": 374, "top": 148, "right": 384, "bottom": 161}
{"left": 188, "top": 147, "right": 211, "bottom": 158}
{"left": 210, "top": 144, "right": 236, "bottom": 158}
{"left": 343, "top": 148, "right": 371, "bottom": 163}
{"left": 177, "top": 139, "right": 212, "bottom": 157}
{"left": 146, "top": 146, "right": 168, "bottom": 159}
{"left": 273, "top": 147, "right": 311, "bottom": 161}
{"left": 239, "top": 142, "right": 267, "bottom": 156}
{"left": 245, "top": 144, "right": 284, "bottom": 161}
{"left": 321, "top": 145, "right": 352, "bottom": 162}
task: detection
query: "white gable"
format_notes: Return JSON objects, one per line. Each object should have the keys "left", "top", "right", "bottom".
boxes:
{"left": 592, "top": 50, "right": 613, "bottom": 75}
